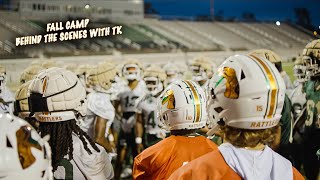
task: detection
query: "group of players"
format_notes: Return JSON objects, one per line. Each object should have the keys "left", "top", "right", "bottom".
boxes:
{"left": 0, "top": 39, "right": 319, "bottom": 180}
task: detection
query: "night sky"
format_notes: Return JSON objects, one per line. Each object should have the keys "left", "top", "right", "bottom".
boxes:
{"left": 145, "top": 0, "right": 320, "bottom": 28}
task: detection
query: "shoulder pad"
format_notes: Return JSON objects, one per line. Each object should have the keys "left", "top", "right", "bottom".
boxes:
{"left": 87, "top": 92, "right": 115, "bottom": 120}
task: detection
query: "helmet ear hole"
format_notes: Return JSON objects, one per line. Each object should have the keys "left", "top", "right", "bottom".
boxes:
{"left": 7, "top": 136, "right": 12, "bottom": 148}
{"left": 214, "top": 107, "right": 224, "bottom": 113}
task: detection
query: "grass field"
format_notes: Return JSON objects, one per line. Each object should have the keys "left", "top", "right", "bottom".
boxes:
{"left": 283, "top": 62, "right": 296, "bottom": 82}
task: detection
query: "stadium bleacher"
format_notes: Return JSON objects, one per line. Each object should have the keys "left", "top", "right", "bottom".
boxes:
{"left": 0, "top": 10, "right": 316, "bottom": 59}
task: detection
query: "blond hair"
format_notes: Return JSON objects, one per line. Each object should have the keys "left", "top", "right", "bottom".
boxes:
{"left": 221, "top": 125, "right": 279, "bottom": 148}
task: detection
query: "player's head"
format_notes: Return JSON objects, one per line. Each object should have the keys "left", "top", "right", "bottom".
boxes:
{"left": 75, "top": 64, "right": 94, "bottom": 91}
{"left": 249, "top": 49, "right": 283, "bottom": 73}
{"left": 158, "top": 80, "right": 207, "bottom": 131}
{"left": 122, "top": 59, "right": 143, "bottom": 81}
{"left": 87, "top": 61, "right": 118, "bottom": 93}
{"left": 144, "top": 65, "right": 166, "bottom": 96}
{"left": 20, "top": 65, "right": 43, "bottom": 84}
{"left": 0, "top": 64, "right": 6, "bottom": 95}
{"left": 41, "top": 60, "right": 58, "bottom": 69}
{"left": 28, "top": 67, "right": 99, "bottom": 171}
{"left": 163, "top": 62, "right": 179, "bottom": 86}
{"left": 190, "top": 56, "right": 212, "bottom": 84}
{"left": 0, "top": 113, "right": 52, "bottom": 180}
{"left": 63, "top": 63, "right": 77, "bottom": 73}
{"left": 14, "top": 81, "right": 39, "bottom": 128}
{"left": 293, "top": 57, "right": 306, "bottom": 83}
{"left": 302, "top": 39, "right": 320, "bottom": 80}
{"left": 206, "top": 54, "right": 285, "bottom": 148}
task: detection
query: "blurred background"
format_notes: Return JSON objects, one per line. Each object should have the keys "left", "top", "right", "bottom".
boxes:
{"left": 0, "top": 0, "right": 319, "bottom": 89}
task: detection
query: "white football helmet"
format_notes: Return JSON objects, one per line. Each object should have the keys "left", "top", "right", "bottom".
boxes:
{"left": 190, "top": 57, "right": 212, "bottom": 83}
{"left": 0, "top": 113, "right": 52, "bottom": 180}
{"left": 15, "top": 81, "right": 32, "bottom": 119}
{"left": 206, "top": 54, "right": 285, "bottom": 134}
{"left": 0, "top": 65, "right": 6, "bottom": 96}
{"left": 20, "top": 65, "right": 43, "bottom": 84}
{"left": 293, "top": 57, "right": 306, "bottom": 83}
{"left": 157, "top": 80, "right": 207, "bottom": 131}
{"left": 302, "top": 39, "right": 320, "bottom": 79}
{"left": 122, "top": 60, "right": 143, "bottom": 81}
{"left": 28, "top": 67, "right": 87, "bottom": 122}
{"left": 144, "top": 65, "right": 166, "bottom": 96}
{"left": 87, "top": 61, "right": 118, "bottom": 93}
{"left": 163, "top": 62, "right": 180, "bottom": 86}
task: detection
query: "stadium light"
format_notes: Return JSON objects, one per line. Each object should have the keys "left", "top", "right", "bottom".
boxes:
{"left": 276, "top": 21, "right": 281, "bottom": 26}
{"left": 85, "top": 4, "right": 90, "bottom": 9}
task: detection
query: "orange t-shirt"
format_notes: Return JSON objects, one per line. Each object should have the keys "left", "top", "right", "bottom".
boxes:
{"left": 168, "top": 150, "right": 305, "bottom": 180}
{"left": 133, "top": 135, "right": 218, "bottom": 180}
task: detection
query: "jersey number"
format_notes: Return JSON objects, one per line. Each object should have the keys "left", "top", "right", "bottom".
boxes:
{"left": 125, "top": 96, "right": 139, "bottom": 108}
{"left": 306, "top": 100, "right": 320, "bottom": 128}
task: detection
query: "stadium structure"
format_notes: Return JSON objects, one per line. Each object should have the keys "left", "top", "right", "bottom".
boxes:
{"left": 0, "top": 0, "right": 318, "bottom": 87}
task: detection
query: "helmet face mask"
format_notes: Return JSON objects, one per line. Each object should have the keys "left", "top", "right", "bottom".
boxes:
{"left": 191, "top": 65, "right": 208, "bottom": 82}
{"left": 144, "top": 76, "right": 163, "bottom": 96}
{"left": 303, "top": 55, "right": 319, "bottom": 79}
{"left": 123, "top": 64, "right": 141, "bottom": 81}
{"left": 293, "top": 64, "right": 306, "bottom": 82}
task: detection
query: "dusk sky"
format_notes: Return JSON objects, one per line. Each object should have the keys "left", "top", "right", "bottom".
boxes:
{"left": 145, "top": 0, "right": 320, "bottom": 28}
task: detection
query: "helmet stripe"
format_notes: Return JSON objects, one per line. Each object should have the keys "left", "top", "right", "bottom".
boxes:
{"left": 250, "top": 55, "right": 279, "bottom": 119}
{"left": 185, "top": 80, "right": 201, "bottom": 123}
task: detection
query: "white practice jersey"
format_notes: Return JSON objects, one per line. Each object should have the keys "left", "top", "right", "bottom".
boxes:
{"left": 82, "top": 92, "right": 115, "bottom": 139}
{"left": 54, "top": 134, "right": 114, "bottom": 180}
{"left": 116, "top": 80, "right": 147, "bottom": 133}
{"left": 108, "top": 77, "right": 128, "bottom": 101}
{"left": 0, "top": 86, "right": 14, "bottom": 114}
{"left": 136, "top": 94, "right": 166, "bottom": 137}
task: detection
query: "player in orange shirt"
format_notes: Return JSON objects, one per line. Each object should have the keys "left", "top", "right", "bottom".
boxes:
{"left": 133, "top": 80, "right": 218, "bottom": 180}
{"left": 169, "top": 55, "right": 304, "bottom": 180}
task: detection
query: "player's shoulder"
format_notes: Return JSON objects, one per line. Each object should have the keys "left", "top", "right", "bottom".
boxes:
{"left": 87, "top": 92, "right": 114, "bottom": 120}
{"left": 136, "top": 137, "right": 176, "bottom": 163}
{"left": 168, "top": 150, "right": 240, "bottom": 180}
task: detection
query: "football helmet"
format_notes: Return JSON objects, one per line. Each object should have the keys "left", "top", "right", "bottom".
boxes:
{"left": 0, "top": 113, "right": 52, "bottom": 180}
{"left": 144, "top": 65, "right": 166, "bottom": 96}
{"left": 20, "top": 65, "right": 43, "bottom": 84}
{"left": 157, "top": 80, "right": 207, "bottom": 131}
{"left": 28, "top": 67, "right": 87, "bottom": 122}
{"left": 302, "top": 39, "right": 320, "bottom": 79}
{"left": 122, "top": 60, "right": 143, "bottom": 81}
{"left": 63, "top": 63, "right": 77, "bottom": 73}
{"left": 293, "top": 57, "right": 306, "bottom": 83}
{"left": 86, "top": 61, "right": 118, "bottom": 93}
{"left": 206, "top": 55, "right": 285, "bottom": 134}
{"left": 0, "top": 64, "right": 6, "bottom": 95}
{"left": 163, "top": 62, "right": 180, "bottom": 85}
{"left": 190, "top": 56, "right": 212, "bottom": 82}
{"left": 15, "top": 81, "right": 32, "bottom": 119}
{"left": 249, "top": 49, "right": 283, "bottom": 72}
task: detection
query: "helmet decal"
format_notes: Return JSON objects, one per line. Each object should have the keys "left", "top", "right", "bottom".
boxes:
{"left": 161, "top": 89, "right": 175, "bottom": 109}
{"left": 16, "top": 125, "right": 42, "bottom": 169}
{"left": 221, "top": 67, "right": 239, "bottom": 99}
